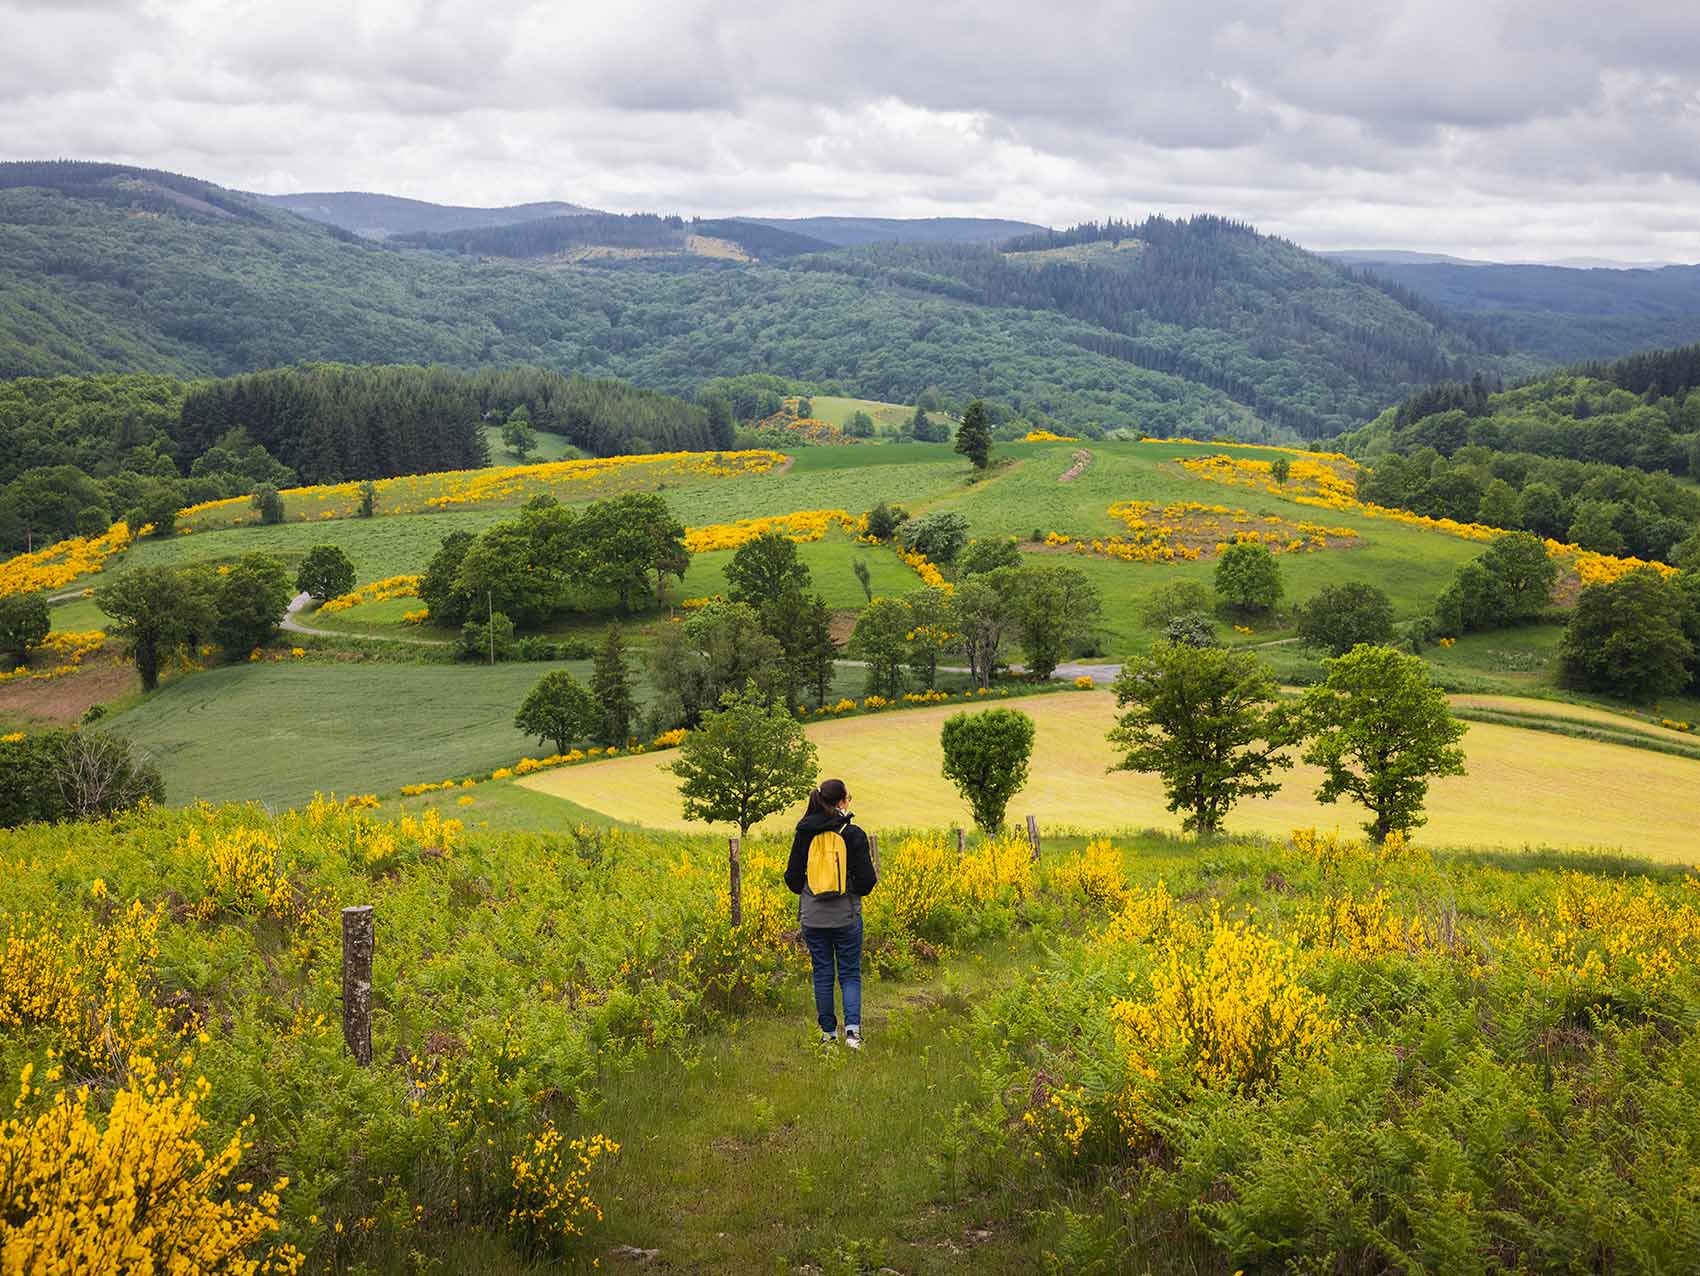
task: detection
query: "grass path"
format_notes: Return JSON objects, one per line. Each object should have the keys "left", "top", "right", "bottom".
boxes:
{"left": 590, "top": 942, "right": 1039, "bottom": 1274}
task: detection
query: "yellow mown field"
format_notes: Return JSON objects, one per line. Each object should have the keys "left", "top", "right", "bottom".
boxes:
{"left": 519, "top": 691, "right": 1700, "bottom": 860}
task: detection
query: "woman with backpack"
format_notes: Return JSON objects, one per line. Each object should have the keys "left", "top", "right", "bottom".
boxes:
{"left": 784, "top": 779, "right": 878, "bottom": 1048}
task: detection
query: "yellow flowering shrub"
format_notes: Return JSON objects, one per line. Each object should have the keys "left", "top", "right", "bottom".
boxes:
{"left": 1073, "top": 674, "right": 1094, "bottom": 689}
{"left": 1050, "top": 838, "right": 1131, "bottom": 910}
{"left": 507, "top": 1124, "right": 620, "bottom": 1242}
{"left": 0, "top": 630, "right": 106, "bottom": 685}
{"left": 0, "top": 1060, "right": 302, "bottom": 1275}
{"left": 1291, "top": 889, "right": 1424, "bottom": 959}
{"left": 895, "top": 544, "right": 951, "bottom": 591}
{"left": 1023, "top": 429, "right": 1080, "bottom": 441}
{"left": 198, "top": 826, "right": 297, "bottom": 920}
{"left": 318, "top": 575, "right": 423, "bottom": 613}
{"left": 683, "top": 508, "right": 861, "bottom": 553}
{"left": 0, "top": 522, "right": 133, "bottom": 597}
{"left": 1110, "top": 909, "right": 1336, "bottom": 1095}
{"left": 1095, "top": 881, "right": 1202, "bottom": 951}
{"left": 0, "top": 902, "right": 162, "bottom": 1070}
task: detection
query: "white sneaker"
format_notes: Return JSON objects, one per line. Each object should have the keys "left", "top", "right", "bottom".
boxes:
{"left": 844, "top": 1026, "right": 862, "bottom": 1050}
{"left": 820, "top": 1029, "right": 837, "bottom": 1046}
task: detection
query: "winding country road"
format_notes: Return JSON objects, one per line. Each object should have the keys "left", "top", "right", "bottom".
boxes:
{"left": 281, "top": 592, "right": 451, "bottom": 645}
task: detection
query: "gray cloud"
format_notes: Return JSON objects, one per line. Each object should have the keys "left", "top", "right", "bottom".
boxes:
{"left": 2, "top": 0, "right": 1698, "bottom": 261}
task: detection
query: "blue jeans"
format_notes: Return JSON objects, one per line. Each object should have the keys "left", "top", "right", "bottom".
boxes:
{"left": 802, "top": 916, "right": 862, "bottom": 1033}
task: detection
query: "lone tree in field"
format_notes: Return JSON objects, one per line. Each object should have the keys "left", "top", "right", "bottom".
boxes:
{"left": 725, "top": 531, "right": 810, "bottom": 607}
{"left": 1108, "top": 642, "right": 1298, "bottom": 836}
{"left": 1295, "top": 582, "right": 1395, "bottom": 656}
{"left": 356, "top": 479, "right": 378, "bottom": 518}
{"left": 590, "top": 625, "right": 638, "bottom": 746}
{"left": 1300, "top": 644, "right": 1468, "bottom": 842}
{"left": 669, "top": 681, "right": 819, "bottom": 838}
{"left": 295, "top": 544, "right": 356, "bottom": 603}
{"left": 0, "top": 592, "right": 50, "bottom": 664}
{"left": 515, "top": 669, "right": 601, "bottom": 754}
{"left": 954, "top": 399, "right": 992, "bottom": 469}
{"left": 501, "top": 405, "right": 537, "bottom": 461}
{"left": 940, "top": 707, "right": 1035, "bottom": 832}
{"left": 251, "top": 484, "right": 285, "bottom": 526}
{"left": 1270, "top": 457, "right": 1291, "bottom": 485}
{"left": 97, "top": 565, "right": 217, "bottom": 691}
{"left": 1214, "top": 540, "right": 1283, "bottom": 615}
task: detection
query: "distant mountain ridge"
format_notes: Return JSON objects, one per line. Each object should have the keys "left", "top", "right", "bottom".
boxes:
{"left": 251, "top": 190, "right": 602, "bottom": 239}
{"left": 737, "top": 215, "right": 1049, "bottom": 247}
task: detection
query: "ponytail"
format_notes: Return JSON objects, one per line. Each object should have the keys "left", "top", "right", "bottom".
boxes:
{"left": 804, "top": 778, "right": 848, "bottom": 820}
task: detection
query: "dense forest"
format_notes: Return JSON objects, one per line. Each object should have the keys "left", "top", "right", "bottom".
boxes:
{"left": 1337, "top": 344, "right": 1700, "bottom": 560}
{"left": 394, "top": 213, "right": 833, "bottom": 261}
{"left": 0, "top": 161, "right": 1568, "bottom": 442}
{"left": 0, "top": 363, "right": 724, "bottom": 552}
{"left": 1341, "top": 258, "right": 1700, "bottom": 364}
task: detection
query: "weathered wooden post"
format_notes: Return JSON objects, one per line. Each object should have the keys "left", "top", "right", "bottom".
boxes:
{"left": 869, "top": 832, "right": 881, "bottom": 875}
{"left": 341, "top": 905, "right": 374, "bottom": 1066}
{"left": 1026, "top": 814, "right": 1041, "bottom": 861}
{"left": 955, "top": 827, "right": 966, "bottom": 861}
{"left": 728, "top": 836, "right": 743, "bottom": 927}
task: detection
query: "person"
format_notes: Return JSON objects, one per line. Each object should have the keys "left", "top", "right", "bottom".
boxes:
{"left": 784, "top": 778, "right": 877, "bottom": 1048}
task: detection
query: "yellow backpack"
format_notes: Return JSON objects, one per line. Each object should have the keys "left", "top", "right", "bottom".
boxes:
{"left": 805, "top": 829, "right": 848, "bottom": 896}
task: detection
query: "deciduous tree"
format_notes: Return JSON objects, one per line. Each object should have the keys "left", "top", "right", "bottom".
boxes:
{"left": 940, "top": 707, "right": 1035, "bottom": 832}
{"left": 514, "top": 669, "right": 601, "bottom": 753}
{"left": 1109, "top": 643, "right": 1297, "bottom": 836}
{"left": 1300, "top": 644, "right": 1468, "bottom": 842}
{"left": 295, "top": 544, "right": 356, "bottom": 603}
{"left": 669, "top": 681, "right": 819, "bottom": 838}
{"left": 1214, "top": 541, "right": 1283, "bottom": 615}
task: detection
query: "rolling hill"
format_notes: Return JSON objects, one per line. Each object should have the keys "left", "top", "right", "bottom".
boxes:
{"left": 251, "top": 189, "right": 602, "bottom": 238}
{"left": 738, "top": 214, "right": 1048, "bottom": 246}
{"left": 14, "top": 159, "right": 1696, "bottom": 440}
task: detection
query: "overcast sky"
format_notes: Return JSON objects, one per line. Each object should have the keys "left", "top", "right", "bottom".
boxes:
{"left": 6, "top": 0, "right": 1700, "bottom": 263}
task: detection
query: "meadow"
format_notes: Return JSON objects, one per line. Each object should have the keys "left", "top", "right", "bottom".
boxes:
{"left": 519, "top": 688, "right": 1700, "bottom": 860}
{"left": 10, "top": 784, "right": 1700, "bottom": 1272}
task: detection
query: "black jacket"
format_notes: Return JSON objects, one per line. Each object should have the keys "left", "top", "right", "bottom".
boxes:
{"left": 784, "top": 808, "right": 877, "bottom": 898}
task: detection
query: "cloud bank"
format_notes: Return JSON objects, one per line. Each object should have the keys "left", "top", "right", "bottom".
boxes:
{"left": 3, "top": 0, "right": 1698, "bottom": 261}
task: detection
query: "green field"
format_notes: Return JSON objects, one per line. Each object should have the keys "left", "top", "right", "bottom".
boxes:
{"left": 519, "top": 689, "right": 1700, "bottom": 860}
{"left": 480, "top": 424, "right": 586, "bottom": 464}
{"left": 807, "top": 395, "right": 956, "bottom": 436}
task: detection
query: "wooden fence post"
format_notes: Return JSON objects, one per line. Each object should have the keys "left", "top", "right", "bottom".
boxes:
{"left": 955, "top": 827, "right": 966, "bottom": 861}
{"left": 341, "top": 905, "right": 374, "bottom": 1066}
{"left": 728, "top": 837, "right": 743, "bottom": 927}
{"left": 1026, "top": 814, "right": 1041, "bottom": 861}
{"left": 869, "top": 833, "right": 880, "bottom": 875}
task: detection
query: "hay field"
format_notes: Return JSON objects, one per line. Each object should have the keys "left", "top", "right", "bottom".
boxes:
{"left": 519, "top": 691, "right": 1700, "bottom": 860}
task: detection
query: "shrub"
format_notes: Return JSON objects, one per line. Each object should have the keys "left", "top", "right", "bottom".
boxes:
{"left": 1295, "top": 582, "right": 1395, "bottom": 656}
{"left": 1139, "top": 580, "right": 1216, "bottom": 630}
{"left": 250, "top": 484, "right": 285, "bottom": 525}
{"left": 517, "top": 636, "right": 560, "bottom": 661}
{"left": 939, "top": 707, "right": 1035, "bottom": 832}
{"left": 457, "top": 611, "right": 518, "bottom": 662}
{"left": 356, "top": 478, "right": 378, "bottom": 517}
{"left": 899, "top": 511, "right": 971, "bottom": 565}
{"left": 0, "top": 591, "right": 50, "bottom": 664}
{"left": 0, "top": 728, "right": 164, "bottom": 828}
{"left": 864, "top": 501, "right": 908, "bottom": 542}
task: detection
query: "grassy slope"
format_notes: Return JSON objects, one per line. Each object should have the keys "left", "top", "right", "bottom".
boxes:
{"left": 519, "top": 689, "right": 1700, "bottom": 861}
{"left": 479, "top": 425, "right": 585, "bottom": 464}
{"left": 807, "top": 395, "right": 955, "bottom": 436}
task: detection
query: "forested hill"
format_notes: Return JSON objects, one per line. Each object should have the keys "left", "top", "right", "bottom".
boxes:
{"left": 738, "top": 215, "right": 1047, "bottom": 247}
{"left": 0, "top": 364, "right": 725, "bottom": 551}
{"left": 0, "top": 160, "right": 1558, "bottom": 439}
{"left": 251, "top": 191, "right": 601, "bottom": 239}
{"left": 1338, "top": 258, "right": 1700, "bottom": 364}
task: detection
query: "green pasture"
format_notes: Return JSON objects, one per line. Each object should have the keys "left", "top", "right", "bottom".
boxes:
{"left": 479, "top": 424, "right": 585, "bottom": 465}
{"left": 807, "top": 395, "right": 955, "bottom": 436}
{"left": 676, "top": 534, "right": 924, "bottom": 607}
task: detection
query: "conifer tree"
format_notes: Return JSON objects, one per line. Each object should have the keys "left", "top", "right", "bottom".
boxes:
{"left": 591, "top": 624, "right": 637, "bottom": 746}
{"left": 954, "top": 399, "right": 992, "bottom": 469}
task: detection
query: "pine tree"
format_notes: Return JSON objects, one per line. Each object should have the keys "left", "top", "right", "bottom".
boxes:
{"left": 954, "top": 399, "right": 992, "bottom": 469}
{"left": 591, "top": 624, "right": 637, "bottom": 746}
